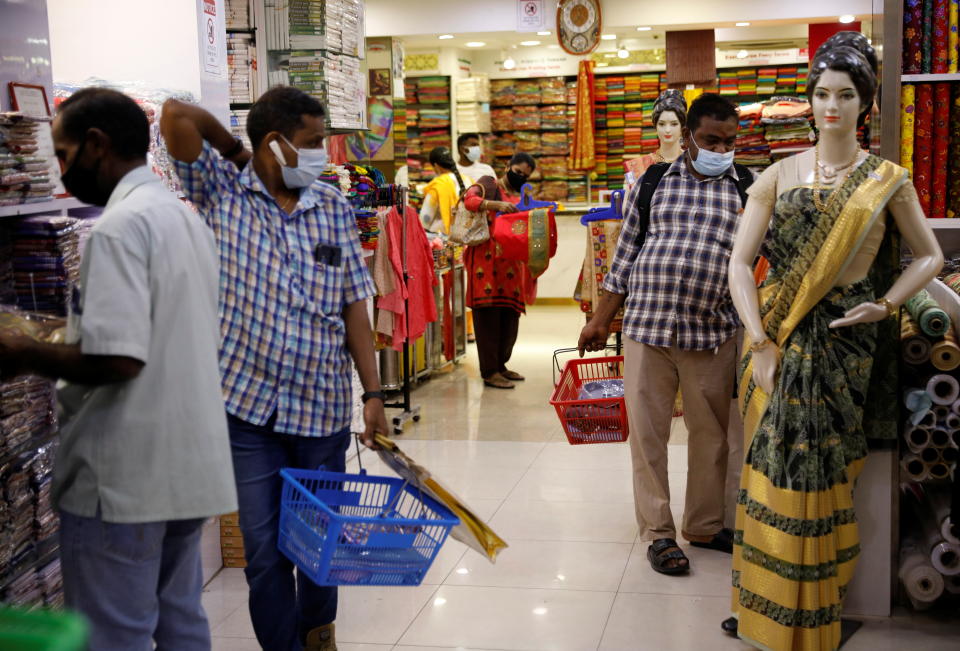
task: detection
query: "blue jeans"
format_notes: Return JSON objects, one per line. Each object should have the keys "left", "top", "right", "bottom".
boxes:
{"left": 59, "top": 509, "right": 209, "bottom": 651}
{"left": 227, "top": 413, "right": 349, "bottom": 651}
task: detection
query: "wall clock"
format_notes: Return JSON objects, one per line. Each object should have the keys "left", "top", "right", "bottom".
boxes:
{"left": 557, "top": 0, "right": 602, "bottom": 56}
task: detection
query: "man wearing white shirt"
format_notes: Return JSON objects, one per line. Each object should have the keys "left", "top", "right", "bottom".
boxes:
{"left": 456, "top": 132, "right": 496, "bottom": 182}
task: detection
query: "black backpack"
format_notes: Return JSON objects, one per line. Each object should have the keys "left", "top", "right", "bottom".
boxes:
{"left": 631, "top": 161, "right": 754, "bottom": 250}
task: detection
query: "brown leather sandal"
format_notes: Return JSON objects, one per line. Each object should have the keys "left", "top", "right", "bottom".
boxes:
{"left": 501, "top": 369, "right": 525, "bottom": 381}
{"left": 483, "top": 373, "right": 515, "bottom": 389}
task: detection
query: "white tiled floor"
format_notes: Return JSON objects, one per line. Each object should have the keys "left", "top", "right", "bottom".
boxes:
{"left": 205, "top": 306, "right": 960, "bottom": 650}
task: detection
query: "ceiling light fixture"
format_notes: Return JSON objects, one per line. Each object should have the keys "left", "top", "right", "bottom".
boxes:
{"left": 438, "top": 34, "right": 454, "bottom": 40}
{"left": 465, "top": 41, "right": 486, "bottom": 48}
{"left": 617, "top": 45, "right": 630, "bottom": 59}
{"left": 601, "top": 34, "right": 617, "bottom": 40}
{"left": 736, "top": 49, "right": 749, "bottom": 59}
{"left": 736, "top": 22, "right": 750, "bottom": 27}
{"left": 839, "top": 14, "right": 856, "bottom": 23}
{"left": 636, "top": 26, "right": 652, "bottom": 31}
{"left": 603, "top": 53, "right": 616, "bottom": 58}
{"left": 533, "top": 607, "right": 549, "bottom": 616}
{"left": 538, "top": 31, "right": 551, "bottom": 36}
{"left": 503, "top": 55, "right": 516, "bottom": 70}
{"left": 596, "top": 62, "right": 609, "bottom": 67}
{"left": 548, "top": 44, "right": 560, "bottom": 49}
{"left": 520, "top": 40, "right": 541, "bottom": 46}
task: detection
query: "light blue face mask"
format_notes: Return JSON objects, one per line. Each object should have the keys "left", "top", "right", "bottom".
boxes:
{"left": 270, "top": 135, "right": 329, "bottom": 189}
{"left": 689, "top": 134, "right": 735, "bottom": 177}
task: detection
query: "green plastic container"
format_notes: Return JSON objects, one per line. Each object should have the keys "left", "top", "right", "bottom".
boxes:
{"left": 0, "top": 606, "right": 88, "bottom": 651}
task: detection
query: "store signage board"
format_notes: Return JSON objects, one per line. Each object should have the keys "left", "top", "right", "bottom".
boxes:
{"left": 716, "top": 47, "right": 808, "bottom": 67}
{"left": 202, "top": 0, "right": 220, "bottom": 75}
{"left": 517, "top": 0, "right": 546, "bottom": 32}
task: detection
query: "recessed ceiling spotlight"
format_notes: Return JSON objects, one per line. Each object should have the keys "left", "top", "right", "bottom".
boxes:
{"left": 438, "top": 34, "right": 454, "bottom": 40}
{"left": 839, "top": 14, "right": 856, "bottom": 23}
{"left": 601, "top": 34, "right": 617, "bottom": 40}
{"left": 636, "top": 26, "right": 652, "bottom": 31}
{"left": 547, "top": 44, "right": 561, "bottom": 49}
{"left": 736, "top": 22, "right": 750, "bottom": 27}
{"left": 538, "top": 31, "right": 551, "bottom": 36}
{"left": 520, "top": 40, "right": 541, "bottom": 46}
{"left": 604, "top": 52, "right": 617, "bottom": 58}
{"left": 465, "top": 41, "right": 486, "bottom": 48}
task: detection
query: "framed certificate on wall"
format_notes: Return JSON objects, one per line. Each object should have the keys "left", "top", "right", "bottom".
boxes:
{"left": 9, "top": 82, "right": 51, "bottom": 118}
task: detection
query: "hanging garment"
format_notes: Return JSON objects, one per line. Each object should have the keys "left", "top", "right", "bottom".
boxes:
{"left": 376, "top": 205, "right": 438, "bottom": 351}
{"left": 492, "top": 208, "right": 558, "bottom": 278}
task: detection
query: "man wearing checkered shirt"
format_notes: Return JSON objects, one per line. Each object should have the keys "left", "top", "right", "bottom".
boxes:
{"left": 162, "top": 87, "right": 388, "bottom": 651}
{"left": 579, "top": 95, "right": 747, "bottom": 577}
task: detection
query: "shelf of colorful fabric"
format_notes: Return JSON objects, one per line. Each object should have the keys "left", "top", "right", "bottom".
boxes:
{"left": 901, "top": 81, "right": 958, "bottom": 219}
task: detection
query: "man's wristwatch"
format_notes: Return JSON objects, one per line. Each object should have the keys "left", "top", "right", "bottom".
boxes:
{"left": 361, "top": 390, "right": 387, "bottom": 404}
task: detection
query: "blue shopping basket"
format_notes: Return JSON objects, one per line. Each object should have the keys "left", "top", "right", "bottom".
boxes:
{"left": 278, "top": 467, "right": 460, "bottom": 586}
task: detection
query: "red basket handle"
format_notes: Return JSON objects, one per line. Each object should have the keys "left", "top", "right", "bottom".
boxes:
{"left": 552, "top": 345, "right": 619, "bottom": 387}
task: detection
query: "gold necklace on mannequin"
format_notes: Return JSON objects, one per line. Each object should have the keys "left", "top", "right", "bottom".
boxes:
{"left": 813, "top": 144, "right": 862, "bottom": 213}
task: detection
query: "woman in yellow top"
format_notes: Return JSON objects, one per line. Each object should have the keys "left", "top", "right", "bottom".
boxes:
{"left": 420, "top": 147, "right": 471, "bottom": 233}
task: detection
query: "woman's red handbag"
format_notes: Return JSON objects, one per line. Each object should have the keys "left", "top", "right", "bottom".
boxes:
{"left": 492, "top": 208, "right": 558, "bottom": 278}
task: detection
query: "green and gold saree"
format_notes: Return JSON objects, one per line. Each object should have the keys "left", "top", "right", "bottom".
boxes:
{"left": 733, "top": 154, "right": 908, "bottom": 651}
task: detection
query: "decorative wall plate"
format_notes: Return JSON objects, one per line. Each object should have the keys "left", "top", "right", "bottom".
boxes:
{"left": 557, "top": 0, "right": 602, "bottom": 56}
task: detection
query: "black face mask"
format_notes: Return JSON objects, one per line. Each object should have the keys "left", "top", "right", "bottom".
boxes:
{"left": 61, "top": 138, "right": 110, "bottom": 206}
{"left": 506, "top": 169, "right": 528, "bottom": 192}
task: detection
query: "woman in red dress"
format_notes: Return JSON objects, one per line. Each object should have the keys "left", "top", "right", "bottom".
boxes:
{"left": 462, "top": 153, "right": 536, "bottom": 389}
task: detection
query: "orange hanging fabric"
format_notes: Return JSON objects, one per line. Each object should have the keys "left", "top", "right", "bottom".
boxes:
{"left": 567, "top": 60, "right": 597, "bottom": 172}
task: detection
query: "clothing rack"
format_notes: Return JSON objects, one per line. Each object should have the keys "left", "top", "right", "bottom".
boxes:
{"left": 380, "top": 185, "right": 422, "bottom": 434}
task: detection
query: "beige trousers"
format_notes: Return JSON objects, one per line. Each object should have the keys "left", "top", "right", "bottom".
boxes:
{"left": 623, "top": 334, "right": 738, "bottom": 541}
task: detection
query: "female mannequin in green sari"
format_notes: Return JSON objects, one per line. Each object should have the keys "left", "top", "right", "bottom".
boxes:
{"left": 724, "top": 41, "right": 942, "bottom": 650}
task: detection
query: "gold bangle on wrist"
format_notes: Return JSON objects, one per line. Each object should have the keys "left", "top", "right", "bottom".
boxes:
{"left": 750, "top": 338, "right": 775, "bottom": 354}
{"left": 875, "top": 297, "right": 898, "bottom": 317}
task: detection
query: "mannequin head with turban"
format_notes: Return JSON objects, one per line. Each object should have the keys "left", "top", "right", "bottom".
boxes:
{"left": 808, "top": 44, "right": 877, "bottom": 132}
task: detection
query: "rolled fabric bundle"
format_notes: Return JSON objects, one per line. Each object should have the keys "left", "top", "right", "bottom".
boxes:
{"left": 945, "top": 518, "right": 960, "bottom": 546}
{"left": 907, "top": 424, "right": 933, "bottom": 453}
{"left": 933, "top": 405, "right": 952, "bottom": 423}
{"left": 901, "top": 316, "right": 932, "bottom": 365}
{"left": 922, "top": 446, "right": 941, "bottom": 464}
{"left": 924, "top": 0, "right": 936, "bottom": 72}
{"left": 952, "top": 85, "right": 960, "bottom": 218}
{"left": 946, "top": 575, "right": 960, "bottom": 594}
{"left": 934, "top": 0, "right": 950, "bottom": 73}
{"left": 907, "top": 289, "right": 951, "bottom": 337}
{"left": 952, "top": 0, "right": 960, "bottom": 73}
{"left": 902, "top": 453, "right": 930, "bottom": 481}
{"left": 952, "top": 398, "right": 960, "bottom": 415}
{"left": 941, "top": 446, "right": 959, "bottom": 464}
{"left": 900, "top": 84, "right": 917, "bottom": 174}
{"left": 931, "top": 83, "right": 950, "bottom": 217}
{"left": 900, "top": 537, "right": 945, "bottom": 609}
{"left": 930, "top": 328, "right": 960, "bottom": 371}
{"left": 926, "top": 374, "right": 960, "bottom": 405}
{"left": 928, "top": 461, "right": 952, "bottom": 480}
{"left": 914, "top": 84, "right": 934, "bottom": 215}
{"left": 944, "top": 272, "right": 960, "bottom": 295}
{"left": 931, "top": 428, "right": 952, "bottom": 447}
{"left": 927, "top": 490, "right": 960, "bottom": 544}
{"left": 905, "top": 386, "right": 935, "bottom": 422}
{"left": 945, "top": 412, "right": 960, "bottom": 429}
{"left": 930, "top": 540, "right": 960, "bottom": 574}
{"left": 953, "top": 430, "right": 960, "bottom": 447}
{"left": 919, "top": 409, "right": 937, "bottom": 428}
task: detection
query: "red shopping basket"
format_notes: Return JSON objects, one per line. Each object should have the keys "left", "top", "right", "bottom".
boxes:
{"left": 549, "top": 348, "right": 629, "bottom": 444}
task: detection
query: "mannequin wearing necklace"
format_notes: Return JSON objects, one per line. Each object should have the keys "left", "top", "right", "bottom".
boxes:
{"left": 624, "top": 90, "right": 687, "bottom": 190}
{"left": 723, "top": 43, "right": 942, "bottom": 651}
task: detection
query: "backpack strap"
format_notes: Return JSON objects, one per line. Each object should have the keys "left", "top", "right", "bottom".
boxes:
{"left": 632, "top": 162, "right": 671, "bottom": 249}
{"left": 732, "top": 163, "right": 755, "bottom": 207}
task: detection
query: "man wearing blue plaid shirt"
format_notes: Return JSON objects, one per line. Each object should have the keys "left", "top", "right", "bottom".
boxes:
{"left": 579, "top": 95, "right": 747, "bottom": 578}
{"left": 162, "top": 87, "right": 388, "bottom": 651}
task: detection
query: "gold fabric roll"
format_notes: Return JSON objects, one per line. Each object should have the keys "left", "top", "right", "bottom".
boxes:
{"left": 931, "top": 328, "right": 960, "bottom": 371}
{"left": 902, "top": 311, "right": 933, "bottom": 365}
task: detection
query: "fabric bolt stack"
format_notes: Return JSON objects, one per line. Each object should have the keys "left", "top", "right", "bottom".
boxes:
{"left": 638, "top": 74, "right": 662, "bottom": 100}
{"left": 227, "top": 33, "right": 257, "bottom": 104}
{"left": 540, "top": 78, "right": 567, "bottom": 105}
{"left": 735, "top": 102, "right": 771, "bottom": 168}
{"left": 775, "top": 66, "right": 798, "bottom": 94}
{"left": 11, "top": 215, "right": 80, "bottom": 316}
{"left": 541, "top": 105, "right": 567, "bottom": 131}
{"left": 0, "top": 228, "right": 15, "bottom": 305}
{"left": 229, "top": 109, "right": 251, "bottom": 150}
{"left": 225, "top": 0, "right": 250, "bottom": 28}
{"left": 515, "top": 131, "right": 540, "bottom": 154}
{"left": 903, "top": 0, "right": 958, "bottom": 74}
{"left": 418, "top": 108, "right": 450, "bottom": 130}
{"left": 761, "top": 99, "right": 812, "bottom": 161}
{"left": 567, "top": 180, "right": 588, "bottom": 203}
{"left": 901, "top": 82, "right": 958, "bottom": 218}
{"left": 491, "top": 80, "right": 517, "bottom": 106}
{"left": 492, "top": 134, "right": 517, "bottom": 157}
{"left": 512, "top": 106, "right": 540, "bottom": 130}
{"left": 514, "top": 80, "right": 541, "bottom": 105}
{"left": 719, "top": 70, "right": 739, "bottom": 96}
{"left": 737, "top": 68, "right": 758, "bottom": 95}
{"left": 0, "top": 114, "right": 54, "bottom": 207}
{"left": 757, "top": 68, "right": 777, "bottom": 95}
{"left": 416, "top": 77, "right": 450, "bottom": 104}
{"left": 566, "top": 81, "right": 578, "bottom": 106}
{"left": 456, "top": 103, "right": 490, "bottom": 133}
{"left": 491, "top": 108, "right": 513, "bottom": 131}
{"left": 539, "top": 156, "right": 568, "bottom": 180}
{"left": 541, "top": 132, "right": 569, "bottom": 156}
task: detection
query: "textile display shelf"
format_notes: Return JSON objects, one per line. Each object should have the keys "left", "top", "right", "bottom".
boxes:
{"left": 405, "top": 76, "right": 452, "bottom": 183}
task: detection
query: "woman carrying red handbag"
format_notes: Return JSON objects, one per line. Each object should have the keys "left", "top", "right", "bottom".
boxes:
{"left": 462, "top": 153, "right": 537, "bottom": 389}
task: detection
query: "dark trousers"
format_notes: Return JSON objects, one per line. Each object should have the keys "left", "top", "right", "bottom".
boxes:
{"left": 227, "top": 413, "right": 349, "bottom": 651}
{"left": 473, "top": 306, "right": 521, "bottom": 378}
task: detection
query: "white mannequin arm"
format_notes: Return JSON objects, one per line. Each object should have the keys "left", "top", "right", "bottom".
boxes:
{"left": 728, "top": 196, "right": 779, "bottom": 392}
{"left": 828, "top": 189, "right": 942, "bottom": 328}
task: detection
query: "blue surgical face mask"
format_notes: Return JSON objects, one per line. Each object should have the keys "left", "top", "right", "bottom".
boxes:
{"left": 270, "top": 135, "right": 328, "bottom": 189}
{"left": 465, "top": 146, "right": 482, "bottom": 163}
{"left": 689, "top": 134, "right": 735, "bottom": 177}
